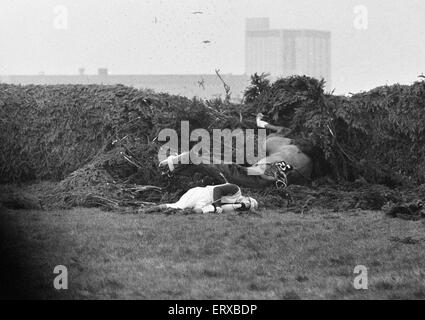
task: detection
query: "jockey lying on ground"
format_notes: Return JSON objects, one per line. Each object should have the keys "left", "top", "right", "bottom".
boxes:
{"left": 139, "top": 183, "right": 258, "bottom": 214}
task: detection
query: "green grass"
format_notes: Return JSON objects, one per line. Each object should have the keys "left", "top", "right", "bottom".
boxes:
{"left": 1, "top": 207, "right": 425, "bottom": 299}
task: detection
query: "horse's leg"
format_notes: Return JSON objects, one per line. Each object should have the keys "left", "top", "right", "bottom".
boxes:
{"left": 159, "top": 151, "right": 191, "bottom": 172}
{"left": 208, "top": 163, "right": 273, "bottom": 188}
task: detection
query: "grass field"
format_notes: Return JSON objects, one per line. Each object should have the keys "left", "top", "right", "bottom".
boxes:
{"left": 1, "top": 206, "right": 425, "bottom": 300}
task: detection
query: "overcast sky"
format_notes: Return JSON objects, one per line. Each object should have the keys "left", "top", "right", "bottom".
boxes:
{"left": 0, "top": 0, "right": 424, "bottom": 93}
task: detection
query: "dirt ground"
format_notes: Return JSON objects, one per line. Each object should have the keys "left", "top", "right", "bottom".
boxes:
{"left": 1, "top": 205, "right": 425, "bottom": 300}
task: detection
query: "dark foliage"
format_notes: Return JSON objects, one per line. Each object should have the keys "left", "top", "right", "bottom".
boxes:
{"left": 243, "top": 74, "right": 425, "bottom": 185}
{"left": 0, "top": 84, "right": 254, "bottom": 208}
{"left": 1, "top": 75, "right": 425, "bottom": 210}
{"left": 0, "top": 84, "right": 252, "bottom": 184}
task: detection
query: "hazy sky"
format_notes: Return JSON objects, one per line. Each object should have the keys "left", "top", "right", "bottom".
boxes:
{"left": 0, "top": 0, "right": 424, "bottom": 93}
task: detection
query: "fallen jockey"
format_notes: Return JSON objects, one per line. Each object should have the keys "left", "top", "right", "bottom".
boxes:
{"left": 139, "top": 183, "right": 258, "bottom": 214}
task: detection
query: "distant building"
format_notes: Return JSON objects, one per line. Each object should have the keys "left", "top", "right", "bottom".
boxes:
{"left": 245, "top": 18, "right": 331, "bottom": 88}
{"left": 0, "top": 17, "right": 332, "bottom": 99}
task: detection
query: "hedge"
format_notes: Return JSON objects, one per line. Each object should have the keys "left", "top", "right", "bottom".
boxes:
{"left": 1, "top": 76, "right": 425, "bottom": 189}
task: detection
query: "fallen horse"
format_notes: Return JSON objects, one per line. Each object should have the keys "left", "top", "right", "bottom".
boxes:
{"left": 159, "top": 116, "right": 314, "bottom": 189}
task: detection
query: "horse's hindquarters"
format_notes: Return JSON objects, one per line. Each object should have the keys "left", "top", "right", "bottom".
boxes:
{"left": 254, "top": 145, "right": 313, "bottom": 185}
{"left": 265, "top": 135, "right": 292, "bottom": 155}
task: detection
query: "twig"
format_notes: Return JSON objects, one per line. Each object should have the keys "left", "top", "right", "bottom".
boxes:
{"left": 215, "top": 69, "right": 231, "bottom": 102}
